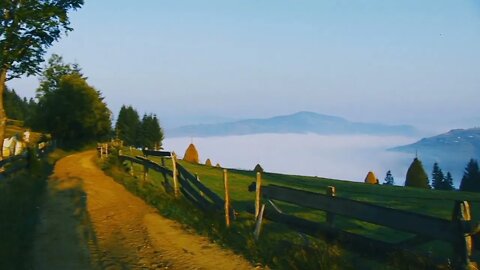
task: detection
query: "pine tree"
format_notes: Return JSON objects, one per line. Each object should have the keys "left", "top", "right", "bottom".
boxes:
{"left": 443, "top": 172, "right": 455, "bottom": 191}
{"left": 140, "top": 114, "right": 164, "bottom": 149}
{"left": 383, "top": 170, "right": 394, "bottom": 185}
{"left": 405, "top": 158, "right": 430, "bottom": 189}
{"left": 432, "top": 162, "right": 445, "bottom": 190}
{"left": 460, "top": 159, "right": 480, "bottom": 192}
{"left": 115, "top": 105, "right": 141, "bottom": 147}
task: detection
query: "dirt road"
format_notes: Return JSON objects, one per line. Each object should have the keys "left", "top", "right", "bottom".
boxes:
{"left": 33, "top": 150, "right": 254, "bottom": 270}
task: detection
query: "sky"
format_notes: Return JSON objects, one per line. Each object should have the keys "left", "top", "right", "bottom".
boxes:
{"left": 7, "top": 0, "right": 480, "bottom": 132}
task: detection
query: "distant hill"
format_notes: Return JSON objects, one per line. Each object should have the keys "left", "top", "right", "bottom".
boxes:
{"left": 390, "top": 128, "right": 480, "bottom": 184}
{"left": 167, "top": 111, "right": 417, "bottom": 137}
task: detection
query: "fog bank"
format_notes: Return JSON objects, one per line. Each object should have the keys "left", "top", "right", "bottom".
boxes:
{"left": 164, "top": 134, "right": 417, "bottom": 184}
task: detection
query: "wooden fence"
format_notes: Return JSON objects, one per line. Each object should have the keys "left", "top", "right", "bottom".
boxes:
{"left": 249, "top": 183, "right": 480, "bottom": 269}
{"left": 0, "top": 140, "right": 54, "bottom": 178}
{"left": 117, "top": 150, "right": 479, "bottom": 269}
{"left": 119, "top": 151, "right": 234, "bottom": 221}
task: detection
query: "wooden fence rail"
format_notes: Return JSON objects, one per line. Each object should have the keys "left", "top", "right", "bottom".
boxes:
{"left": 249, "top": 183, "right": 480, "bottom": 269}
{"left": 0, "top": 140, "right": 54, "bottom": 178}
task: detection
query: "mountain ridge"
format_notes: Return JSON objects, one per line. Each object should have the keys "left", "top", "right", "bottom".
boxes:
{"left": 166, "top": 111, "right": 417, "bottom": 138}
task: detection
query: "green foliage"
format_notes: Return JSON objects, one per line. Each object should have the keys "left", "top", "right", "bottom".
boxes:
{"left": 404, "top": 158, "right": 430, "bottom": 188}
{"left": 460, "top": 159, "right": 480, "bottom": 192}
{"left": 432, "top": 162, "right": 455, "bottom": 191}
{"left": 36, "top": 54, "right": 83, "bottom": 96}
{"left": 31, "top": 55, "right": 111, "bottom": 147}
{"left": 383, "top": 170, "right": 394, "bottom": 185}
{"left": 431, "top": 162, "right": 445, "bottom": 190}
{"left": 443, "top": 172, "right": 455, "bottom": 191}
{"left": 37, "top": 74, "right": 111, "bottom": 147}
{"left": 0, "top": 0, "right": 84, "bottom": 80}
{"left": 115, "top": 107, "right": 164, "bottom": 149}
{"left": 115, "top": 105, "right": 141, "bottom": 146}
{"left": 3, "top": 87, "right": 36, "bottom": 123}
{"left": 139, "top": 113, "right": 164, "bottom": 149}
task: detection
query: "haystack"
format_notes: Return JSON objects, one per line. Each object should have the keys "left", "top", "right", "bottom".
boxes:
{"left": 254, "top": 164, "right": 264, "bottom": 173}
{"left": 216, "top": 163, "right": 221, "bottom": 168}
{"left": 364, "top": 171, "right": 379, "bottom": 184}
{"left": 205, "top": 158, "right": 212, "bottom": 166}
{"left": 183, "top": 143, "right": 199, "bottom": 164}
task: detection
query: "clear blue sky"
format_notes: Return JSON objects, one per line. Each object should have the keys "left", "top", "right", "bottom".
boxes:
{"left": 7, "top": 0, "right": 480, "bottom": 132}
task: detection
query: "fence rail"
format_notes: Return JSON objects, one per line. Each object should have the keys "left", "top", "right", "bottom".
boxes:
{"left": 0, "top": 140, "right": 54, "bottom": 178}
{"left": 249, "top": 183, "right": 479, "bottom": 269}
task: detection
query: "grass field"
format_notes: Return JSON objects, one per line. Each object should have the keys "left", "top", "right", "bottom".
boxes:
{"left": 108, "top": 148, "right": 480, "bottom": 269}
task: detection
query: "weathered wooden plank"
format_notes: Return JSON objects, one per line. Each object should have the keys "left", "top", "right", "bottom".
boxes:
{"left": 0, "top": 153, "right": 26, "bottom": 167}
{"left": 176, "top": 163, "right": 224, "bottom": 208}
{"left": 177, "top": 174, "right": 215, "bottom": 211}
{"left": 262, "top": 184, "right": 458, "bottom": 242}
{"left": 135, "top": 156, "right": 173, "bottom": 176}
{"left": 247, "top": 204, "right": 401, "bottom": 250}
{"left": 118, "top": 155, "right": 141, "bottom": 164}
{"left": 142, "top": 149, "right": 172, "bottom": 157}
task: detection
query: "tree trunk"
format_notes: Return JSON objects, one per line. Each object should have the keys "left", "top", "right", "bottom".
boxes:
{"left": 0, "top": 69, "right": 7, "bottom": 159}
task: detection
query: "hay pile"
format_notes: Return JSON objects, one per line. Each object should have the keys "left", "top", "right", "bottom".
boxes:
{"left": 183, "top": 143, "right": 199, "bottom": 164}
{"left": 205, "top": 158, "right": 212, "bottom": 166}
{"left": 364, "top": 171, "right": 378, "bottom": 184}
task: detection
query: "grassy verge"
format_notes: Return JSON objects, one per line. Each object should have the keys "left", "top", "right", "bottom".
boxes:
{"left": 0, "top": 148, "right": 70, "bottom": 269}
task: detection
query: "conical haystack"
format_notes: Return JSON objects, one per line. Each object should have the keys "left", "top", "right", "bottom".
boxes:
{"left": 364, "top": 171, "right": 378, "bottom": 184}
{"left": 205, "top": 158, "right": 212, "bottom": 166}
{"left": 216, "top": 163, "right": 221, "bottom": 168}
{"left": 183, "top": 143, "right": 199, "bottom": 164}
{"left": 254, "top": 164, "right": 264, "bottom": 173}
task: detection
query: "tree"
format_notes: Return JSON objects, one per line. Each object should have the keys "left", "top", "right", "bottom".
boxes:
{"left": 431, "top": 162, "right": 445, "bottom": 190}
{"left": 3, "top": 87, "right": 36, "bottom": 122}
{"left": 37, "top": 74, "right": 111, "bottom": 146}
{"left": 115, "top": 105, "right": 141, "bottom": 147}
{"left": 139, "top": 113, "right": 164, "bottom": 149}
{"left": 404, "top": 158, "right": 430, "bottom": 188}
{"left": 0, "top": 0, "right": 84, "bottom": 156}
{"left": 37, "top": 54, "right": 83, "bottom": 96}
{"left": 443, "top": 172, "right": 455, "bottom": 191}
{"left": 383, "top": 170, "right": 394, "bottom": 185}
{"left": 459, "top": 159, "right": 480, "bottom": 192}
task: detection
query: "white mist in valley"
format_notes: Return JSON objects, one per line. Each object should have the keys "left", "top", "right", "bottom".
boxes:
{"left": 163, "top": 134, "right": 417, "bottom": 185}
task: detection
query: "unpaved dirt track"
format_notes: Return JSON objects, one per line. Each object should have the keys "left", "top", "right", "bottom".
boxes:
{"left": 33, "top": 150, "right": 254, "bottom": 270}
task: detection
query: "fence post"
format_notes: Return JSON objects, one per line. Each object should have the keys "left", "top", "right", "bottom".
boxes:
{"left": 130, "top": 160, "right": 134, "bottom": 176}
{"left": 254, "top": 204, "right": 266, "bottom": 240}
{"left": 224, "top": 169, "right": 230, "bottom": 228}
{"left": 143, "top": 160, "right": 148, "bottom": 183}
{"left": 326, "top": 186, "right": 336, "bottom": 227}
{"left": 172, "top": 153, "right": 179, "bottom": 198}
{"left": 255, "top": 172, "right": 262, "bottom": 219}
{"left": 452, "top": 201, "right": 476, "bottom": 269}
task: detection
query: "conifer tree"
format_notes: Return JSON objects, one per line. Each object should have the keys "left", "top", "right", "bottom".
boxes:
{"left": 405, "top": 158, "right": 430, "bottom": 189}
{"left": 115, "top": 105, "right": 141, "bottom": 147}
{"left": 432, "top": 162, "right": 445, "bottom": 190}
{"left": 140, "top": 114, "right": 164, "bottom": 149}
{"left": 383, "top": 170, "right": 394, "bottom": 185}
{"left": 460, "top": 159, "right": 480, "bottom": 192}
{"left": 443, "top": 172, "right": 455, "bottom": 191}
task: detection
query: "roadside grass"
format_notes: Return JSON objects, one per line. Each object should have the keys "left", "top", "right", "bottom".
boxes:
{"left": 101, "top": 148, "right": 480, "bottom": 269}
{"left": 0, "top": 148, "right": 69, "bottom": 269}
